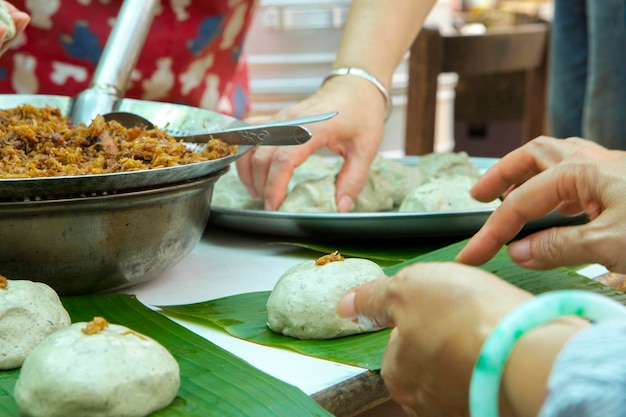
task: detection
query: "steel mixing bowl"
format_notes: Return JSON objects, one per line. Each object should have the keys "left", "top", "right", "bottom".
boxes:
{"left": 0, "top": 170, "right": 226, "bottom": 295}
{"left": 0, "top": 94, "right": 247, "bottom": 295}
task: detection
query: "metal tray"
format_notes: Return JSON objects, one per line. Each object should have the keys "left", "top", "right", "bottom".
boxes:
{"left": 209, "top": 157, "right": 585, "bottom": 238}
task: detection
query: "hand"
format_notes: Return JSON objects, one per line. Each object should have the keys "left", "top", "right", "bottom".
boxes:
{"left": 457, "top": 136, "right": 626, "bottom": 272}
{"left": 235, "top": 74, "right": 386, "bottom": 212}
{"left": 0, "top": 2, "right": 30, "bottom": 55}
{"left": 337, "top": 262, "right": 532, "bottom": 417}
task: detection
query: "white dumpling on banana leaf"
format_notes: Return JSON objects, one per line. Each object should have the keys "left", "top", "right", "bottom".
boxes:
{"left": 267, "top": 252, "right": 387, "bottom": 340}
{"left": 0, "top": 275, "right": 71, "bottom": 370}
{"left": 14, "top": 317, "right": 180, "bottom": 417}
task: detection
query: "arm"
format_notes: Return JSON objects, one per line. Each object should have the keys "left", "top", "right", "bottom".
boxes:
{"left": 236, "top": 0, "right": 436, "bottom": 212}
{"left": 502, "top": 319, "right": 586, "bottom": 417}
{"left": 332, "top": 0, "right": 435, "bottom": 88}
{"left": 534, "top": 320, "right": 626, "bottom": 417}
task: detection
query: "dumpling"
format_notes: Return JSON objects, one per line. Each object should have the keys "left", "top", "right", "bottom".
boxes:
{"left": 0, "top": 275, "right": 71, "bottom": 370}
{"left": 278, "top": 175, "right": 338, "bottom": 212}
{"left": 14, "top": 317, "right": 180, "bottom": 417}
{"left": 267, "top": 252, "right": 387, "bottom": 339}
{"left": 212, "top": 168, "right": 263, "bottom": 210}
{"left": 287, "top": 154, "right": 338, "bottom": 191}
{"left": 370, "top": 155, "right": 428, "bottom": 206}
{"left": 416, "top": 151, "right": 481, "bottom": 179}
{"left": 279, "top": 171, "right": 395, "bottom": 213}
{"left": 351, "top": 170, "right": 395, "bottom": 212}
{"left": 398, "top": 175, "right": 501, "bottom": 212}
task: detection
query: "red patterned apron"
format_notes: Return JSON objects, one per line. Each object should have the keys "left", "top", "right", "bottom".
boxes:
{"left": 0, "top": 0, "right": 256, "bottom": 118}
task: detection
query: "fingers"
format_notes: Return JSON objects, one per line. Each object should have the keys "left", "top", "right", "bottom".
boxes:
{"left": 338, "top": 263, "right": 462, "bottom": 328}
{"left": 337, "top": 277, "right": 397, "bottom": 328}
{"left": 9, "top": 6, "right": 30, "bottom": 36}
{"left": 236, "top": 140, "right": 322, "bottom": 211}
{"left": 234, "top": 152, "right": 258, "bottom": 198}
{"left": 261, "top": 144, "right": 318, "bottom": 210}
{"left": 458, "top": 162, "right": 591, "bottom": 265}
{"left": 506, "top": 227, "right": 587, "bottom": 269}
{"left": 458, "top": 155, "right": 626, "bottom": 267}
{"left": 508, "top": 209, "right": 626, "bottom": 271}
{"left": 471, "top": 136, "right": 602, "bottom": 202}
{"left": 0, "top": 3, "right": 29, "bottom": 54}
{"left": 334, "top": 150, "right": 376, "bottom": 212}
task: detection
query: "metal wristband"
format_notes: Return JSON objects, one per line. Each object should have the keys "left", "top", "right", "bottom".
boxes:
{"left": 470, "top": 289, "right": 626, "bottom": 417}
{"left": 322, "top": 67, "right": 392, "bottom": 121}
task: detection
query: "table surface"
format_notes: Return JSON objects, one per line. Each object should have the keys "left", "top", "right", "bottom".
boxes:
{"left": 119, "top": 226, "right": 385, "bottom": 416}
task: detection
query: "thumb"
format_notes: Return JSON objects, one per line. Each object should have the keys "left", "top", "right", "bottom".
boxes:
{"left": 337, "top": 278, "right": 396, "bottom": 328}
{"left": 508, "top": 224, "right": 602, "bottom": 270}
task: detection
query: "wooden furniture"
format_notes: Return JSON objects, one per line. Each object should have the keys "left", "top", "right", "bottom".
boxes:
{"left": 404, "top": 22, "right": 549, "bottom": 155}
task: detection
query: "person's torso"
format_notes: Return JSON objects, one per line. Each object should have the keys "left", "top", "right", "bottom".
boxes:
{"left": 0, "top": 0, "right": 256, "bottom": 117}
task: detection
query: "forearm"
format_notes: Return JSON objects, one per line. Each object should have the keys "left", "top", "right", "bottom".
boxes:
{"left": 500, "top": 319, "right": 588, "bottom": 417}
{"left": 333, "top": 0, "right": 436, "bottom": 88}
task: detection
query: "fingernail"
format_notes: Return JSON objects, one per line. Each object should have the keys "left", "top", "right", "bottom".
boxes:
{"left": 509, "top": 239, "right": 531, "bottom": 262}
{"left": 337, "top": 291, "right": 357, "bottom": 319}
{"left": 337, "top": 196, "right": 354, "bottom": 213}
{"left": 264, "top": 199, "right": 274, "bottom": 211}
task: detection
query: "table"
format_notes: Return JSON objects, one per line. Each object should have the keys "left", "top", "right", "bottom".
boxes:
{"left": 120, "top": 226, "right": 391, "bottom": 417}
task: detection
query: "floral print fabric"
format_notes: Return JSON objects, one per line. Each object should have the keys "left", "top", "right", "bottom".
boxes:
{"left": 0, "top": 0, "right": 256, "bottom": 118}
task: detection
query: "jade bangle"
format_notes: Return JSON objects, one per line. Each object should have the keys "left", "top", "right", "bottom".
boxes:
{"left": 470, "top": 289, "right": 626, "bottom": 417}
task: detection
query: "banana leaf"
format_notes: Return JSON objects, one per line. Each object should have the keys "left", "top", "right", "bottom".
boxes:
{"left": 160, "top": 292, "right": 392, "bottom": 370}
{"left": 159, "top": 239, "right": 626, "bottom": 373}
{"left": 268, "top": 236, "right": 459, "bottom": 263}
{"left": 0, "top": 294, "right": 332, "bottom": 417}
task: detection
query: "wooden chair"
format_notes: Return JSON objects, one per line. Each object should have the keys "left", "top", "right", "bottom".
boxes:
{"left": 404, "top": 22, "right": 549, "bottom": 155}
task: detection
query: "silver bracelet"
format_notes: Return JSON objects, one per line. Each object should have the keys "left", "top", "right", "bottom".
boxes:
{"left": 322, "top": 67, "right": 393, "bottom": 121}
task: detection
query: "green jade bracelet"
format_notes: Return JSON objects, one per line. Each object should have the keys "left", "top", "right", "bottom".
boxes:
{"left": 469, "top": 289, "right": 626, "bottom": 417}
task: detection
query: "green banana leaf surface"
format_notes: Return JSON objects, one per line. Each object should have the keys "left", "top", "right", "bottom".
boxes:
{"left": 159, "top": 239, "right": 626, "bottom": 372}
{"left": 2, "top": 239, "right": 625, "bottom": 417}
{"left": 0, "top": 294, "right": 333, "bottom": 417}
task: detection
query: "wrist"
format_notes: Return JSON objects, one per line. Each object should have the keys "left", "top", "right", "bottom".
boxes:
{"left": 501, "top": 318, "right": 587, "bottom": 417}
{"left": 322, "top": 67, "right": 392, "bottom": 121}
{"left": 470, "top": 290, "right": 626, "bottom": 417}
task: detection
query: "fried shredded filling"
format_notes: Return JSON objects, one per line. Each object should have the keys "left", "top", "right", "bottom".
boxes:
{"left": 0, "top": 274, "right": 7, "bottom": 290}
{"left": 82, "top": 316, "right": 109, "bottom": 335}
{"left": 316, "top": 251, "right": 344, "bottom": 266}
{"left": 121, "top": 330, "right": 148, "bottom": 341}
{"left": 0, "top": 104, "right": 237, "bottom": 178}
